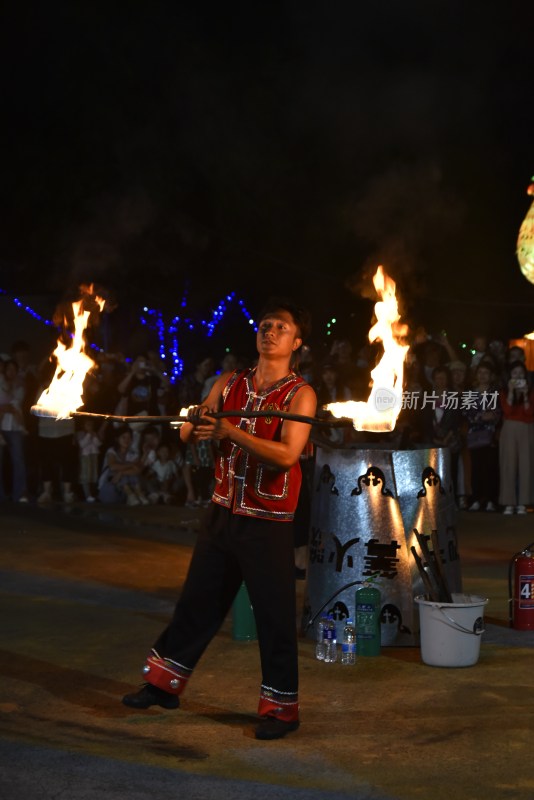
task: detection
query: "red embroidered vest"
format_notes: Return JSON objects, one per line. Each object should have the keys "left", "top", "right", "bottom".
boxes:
{"left": 212, "top": 368, "right": 307, "bottom": 521}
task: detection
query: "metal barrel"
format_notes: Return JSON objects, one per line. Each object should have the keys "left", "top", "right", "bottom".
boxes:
{"left": 302, "top": 443, "right": 461, "bottom": 646}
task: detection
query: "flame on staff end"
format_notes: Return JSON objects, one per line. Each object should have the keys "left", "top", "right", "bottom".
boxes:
{"left": 32, "top": 285, "right": 105, "bottom": 420}
{"left": 169, "top": 407, "right": 194, "bottom": 428}
{"left": 325, "top": 266, "right": 409, "bottom": 432}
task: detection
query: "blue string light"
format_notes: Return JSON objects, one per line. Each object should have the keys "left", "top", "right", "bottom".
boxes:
{"left": 140, "top": 293, "right": 258, "bottom": 383}
{"left": 140, "top": 307, "right": 185, "bottom": 384}
{"left": 0, "top": 289, "right": 57, "bottom": 328}
{"left": 2, "top": 287, "right": 257, "bottom": 381}
{"left": 0, "top": 288, "right": 104, "bottom": 350}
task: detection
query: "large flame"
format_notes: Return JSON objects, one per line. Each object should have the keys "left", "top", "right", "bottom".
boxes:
{"left": 325, "top": 266, "right": 409, "bottom": 432}
{"left": 33, "top": 287, "right": 105, "bottom": 420}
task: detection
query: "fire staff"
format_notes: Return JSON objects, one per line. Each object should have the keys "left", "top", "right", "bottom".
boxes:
{"left": 122, "top": 297, "right": 317, "bottom": 741}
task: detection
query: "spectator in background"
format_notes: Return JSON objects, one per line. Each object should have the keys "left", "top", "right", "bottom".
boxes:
{"left": 82, "top": 353, "right": 122, "bottom": 417}
{"left": 178, "top": 355, "right": 216, "bottom": 507}
{"left": 314, "top": 360, "right": 352, "bottom": 408}
{"left": 449, "top": 359, "right": 468, "bottom": 393}
{"left": 311, "top": 360, "right": 353, "bottom": 449}
{"left": 410, "top": 327, "right": 453, "bottom": 389}
{"left": 0, "top": 358, "right": 29, "bottom": 503}
{"left": 98, "top": 425, "right": 148, "bottom": 505}
{"left": 469, "top": 334, "right": 489, "bottom": 373}
{"left": 419, "top": 340, "right": 449, "bottom": 389}
{"left": 202, "top": 353, "right": 238, "bottom": 398}
{"left": 36, "top": 416, "right": 77, "bottom": 503}
{"left": 78, "top": 352, "right": 123, "bottom": 462}
{"left": 35, "top": 357, "right": 78, "bottom": 504}
{"left": 10, "top": 340, "right": 39, "bottom": 496}
{"left": 421, "top": 365, "right": 463, "bottom": 502}
{"left": 114, "top": 354, "right": 168, "bottom": 454}
{"left": 504, "top": 345, "right": 534, "bottom": 387}
{"left": 328, "top": 338, "right": 362, "bottom": 396}
{"left": 506, "top": 345, "right": 526, "bottom": 367}
{"left": 178, "top": 355, "right": 215, "bottom": 411}
{"left": 463, "top": 360, "right": 501, "bottom": 512}
{"left": 76, "top": 417, "right": 105, "bottom": 502}
{"left": 488, "top": 339, "right": 507, "bottom": 386}
{"left": 138, "top": 425, "right": 162, "bottom": 500}
{"left": 146, "top": 350, "right": 174, "bottom": 415}
{"left": 0, "top": 358, "right": 5, "bottom": 494}
{"left": 115, "top": 353, "right": 167, "bottom": 419}
{"left": 498, "top": 361, "right": 534, "bottom": 514}
{"left": 170, "top": 438, "right": 186, "bottom": 502}
{"left": 146, "top": 442, "right": 179, "bottom": 504}
{"left": 448, "top": 360, "right": 469, "bottom": 508}
{"left": 298, "top": 344, "right": 315, "bottom": 385}
{"left": 10, "top": 340, "right": 38, "bottom": 430}
{"left": 140, "top": 424, "right": 161, "bottom": 459}
{"left": 396, "top": 348, "right": 427, "bottom": 446}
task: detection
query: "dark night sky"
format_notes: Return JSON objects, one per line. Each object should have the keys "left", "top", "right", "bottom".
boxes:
{"left": 1, "top": 1, "right": 534, "bottom": 356}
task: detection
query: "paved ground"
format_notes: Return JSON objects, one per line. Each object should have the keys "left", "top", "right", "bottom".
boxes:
{"left": 0, "top": 500, "right": 533, "bottom": 800}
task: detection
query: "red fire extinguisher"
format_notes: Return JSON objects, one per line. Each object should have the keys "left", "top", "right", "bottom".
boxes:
{"left": 508, "top": 542, "right": 534, "bottom": 630}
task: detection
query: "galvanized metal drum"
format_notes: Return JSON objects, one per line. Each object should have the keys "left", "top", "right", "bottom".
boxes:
{"left": 301, "top": 444, "right": 461, "bottom": 646}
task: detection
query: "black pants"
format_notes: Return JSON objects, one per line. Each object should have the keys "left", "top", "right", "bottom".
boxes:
{"left": 154, "top": 504, "right": 298, "bottom": 697}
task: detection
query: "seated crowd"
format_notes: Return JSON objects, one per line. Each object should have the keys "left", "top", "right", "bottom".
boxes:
{"left": 0, "top": 330, "right": 533, "bottom": 515}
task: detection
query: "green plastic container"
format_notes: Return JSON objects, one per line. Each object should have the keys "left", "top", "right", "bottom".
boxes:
{"left": 232, "top": 582, "right": 257, "bottom": 641}
{"left": 355, "top": 585, "right": 381, "bottom": 656}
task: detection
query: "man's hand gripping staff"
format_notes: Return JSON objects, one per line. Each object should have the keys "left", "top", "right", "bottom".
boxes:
{"left": 185, "top": 404, "right": 227, "bottom": 442}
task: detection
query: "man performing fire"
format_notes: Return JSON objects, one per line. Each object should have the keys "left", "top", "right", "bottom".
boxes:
{"left": 122, "top": 297, "right": 317, "bottom": 741}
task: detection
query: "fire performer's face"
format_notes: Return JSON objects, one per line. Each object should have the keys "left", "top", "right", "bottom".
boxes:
{"left": 256, "top": 310, "right": 302, "bottom": 361}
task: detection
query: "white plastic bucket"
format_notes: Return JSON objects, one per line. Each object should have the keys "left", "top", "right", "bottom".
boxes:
{"left": 415, "top": 593, "right": 489, "bottom": 667}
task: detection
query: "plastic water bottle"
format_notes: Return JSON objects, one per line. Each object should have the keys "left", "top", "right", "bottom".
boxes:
{"left": 341, "top": 618, "right": 356, "bottom": 665}
{"left": 355, "top": 585, "right": 381, "bottom": 657}
{"left": 323, "top": 614, "right": 338, "bottom": 663}
{"left": 315, "top": 616, "right": 327, "bottom": 660}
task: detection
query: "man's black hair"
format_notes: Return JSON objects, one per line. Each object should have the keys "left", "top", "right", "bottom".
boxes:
{"left": 257, "top": 297, "right": 312, "bottom": 343}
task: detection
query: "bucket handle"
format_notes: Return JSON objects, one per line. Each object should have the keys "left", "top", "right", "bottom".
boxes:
{"left": 437, "top": 607, "right": 485, "bottom": 636}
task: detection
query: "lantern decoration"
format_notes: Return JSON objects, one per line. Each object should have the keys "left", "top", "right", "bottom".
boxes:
{"left": 517, "top": 180, "right": 534, "bottom": 284}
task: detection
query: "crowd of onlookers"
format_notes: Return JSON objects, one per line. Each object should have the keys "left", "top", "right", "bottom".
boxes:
{"left": 0, "top": 342, "right": 251, "bottom": 510}
{"left": 1, "top": 328, "right": 533, "bottom": 515}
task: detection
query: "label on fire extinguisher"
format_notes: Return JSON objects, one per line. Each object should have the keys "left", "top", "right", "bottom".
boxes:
{"left": 519, "top": 574, "right": 534, "bottom": 609}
